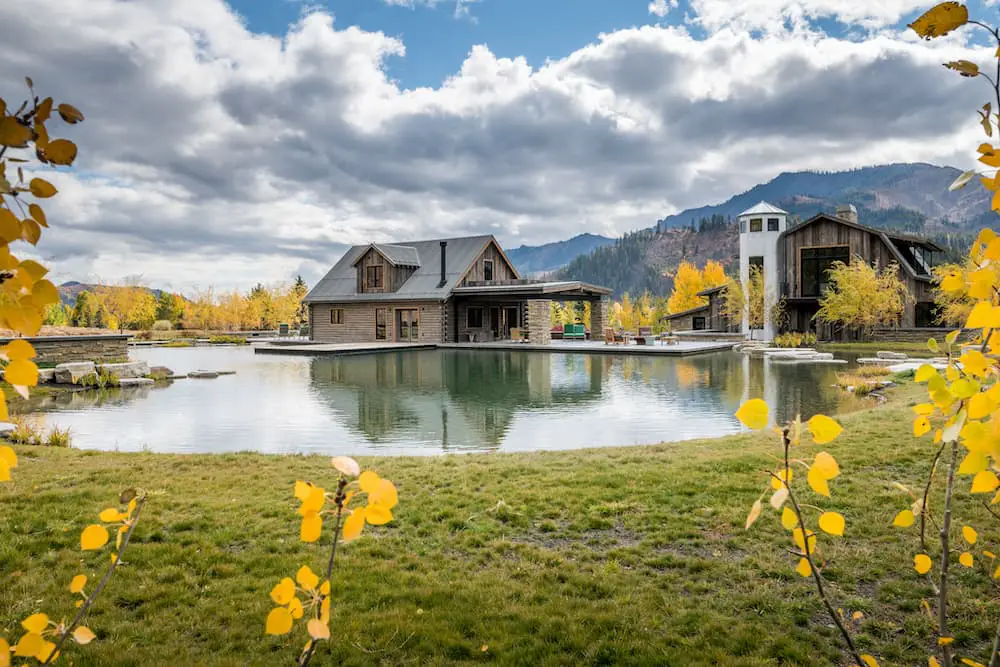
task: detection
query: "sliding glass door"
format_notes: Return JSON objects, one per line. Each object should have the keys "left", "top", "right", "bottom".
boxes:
{"left": 396, "top": 309, "right": 419, "bottom": 341}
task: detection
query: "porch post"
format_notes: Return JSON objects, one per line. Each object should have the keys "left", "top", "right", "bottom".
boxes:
{"left": 525, "top": 299, "right": 552, "bottom": 345}
{"left": 590, "top": 297, "right": 608, "bottom": 339}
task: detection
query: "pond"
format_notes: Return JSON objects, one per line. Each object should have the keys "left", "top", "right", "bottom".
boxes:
{"left": 25, "top": 347, "right": 870, "bottom": 456}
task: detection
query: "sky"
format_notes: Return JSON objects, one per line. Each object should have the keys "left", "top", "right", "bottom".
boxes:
{"left": 1, "top": 0, "right": 997, "bottom": 293}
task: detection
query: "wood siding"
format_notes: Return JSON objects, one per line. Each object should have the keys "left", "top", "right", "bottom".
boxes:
{"left": 460, "top": 240, "right": 519, "bottom": 285}
{"left": 781, "top": 217, "right": 932, "bottom": 328}
{"left": 310, "top": 302, "right": 445, "bottom": 343}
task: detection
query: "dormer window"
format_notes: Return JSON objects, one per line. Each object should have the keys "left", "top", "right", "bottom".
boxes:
{"left": 365, "top": 265, "right": 383, "bottom": 289}
{"left": 483, "top": 259, "right": 495, "bottom": 282}
{"left": 750, "top": 218, "right": 763, "bottom": 232}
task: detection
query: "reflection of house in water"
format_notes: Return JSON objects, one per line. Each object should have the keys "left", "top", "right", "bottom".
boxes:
{"left": 308, "top": 350, "right": 606, "bottom": 451}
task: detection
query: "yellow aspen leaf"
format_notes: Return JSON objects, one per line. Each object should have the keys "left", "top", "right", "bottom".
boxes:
{"left": 370, "top": 478, "right": 399, "bottom": 509}
{"left": 893, "top": 510, "right": 915, "bottom": 528}
{"left": 288, "top": 596, "right": 304, "bottom": 620}
{"left": 307, "top": 618, "right": 330, "bottom": 640}
{"left": 359, "top": 470, "right": 381, "bottom": 493}
{"left": 808, "top": 465, "right": 831, "bottom": 497}
{"left": 949, "top": 170, "right": 977, "bottom": 191}
{"left": 300, "top": 513, "right": 322, "bottom": 543}
{"left": 961, "top": 659, "right": 986, "bottom": 667}
{"left": 34, "top": 98, "right": 52, "bottom": 123}
{"left": 995, "top": 564, "right": 1000, "bottom": 578}
{"left": 808, "top": 415, "right": 842, "bottom": 444}
{"left": 986, "top": 237, "right": 1000, "bottom": 259}
{"left": 930, "top": 657, "right": 942, "bottom": 667}
{"left": 914, "top": 553, "right": 933, "bottom": 574}
{"left": 0, "top": 458, "right": 9, "bottom": 482}
{"left": 969, "top": 393, "right": 994, "bottom": 420}
{"left": 265, "top": 607, "right": 294, "bottom": 635}
{"left": 270, "top": 577, "right": 295, "bottom": 605}
{"left": 812, "top": 452, "right": 840, "bottom": 480}
{"left": 818, "top": 512, "right": 845, "bottom": 536}
{"left": 365, "top": 503, "right": 393, "bottom": 525}
{"left": 860, "top": 654, "right": 879, "bottom": 666}
{"left": 40, "top": 139, "right": 77, "bottom": 166}
{"left": 795, "top": 557, "right": 812, "bottom": 577}
{"left": 771, "top": 467, "right": 793, "bottom": 490}
{"left": 915, "top": 364, "right": 938, "bottom": 383}
{"left": 320, "top": 596, "right": 330, "bottom": 623}
{"left": 963, "top": 525, "right": 978, "bottom": 545}
{"left": 967, "top": 269, "right": 996, "bottom": 299}
{"left": 0, "top": 117, "right": 31, "bottom": 147}
{"left": 966, "top": 301, "right": 994, "bottom": 329}
{"left": 293, "top": 480, "right": 313, "bottom": 502}
{"left": 770, "top": 487, "right": 788, "bottom": 509}
{"left": 0, "top": 444, "right": 17, "bottom": 469}
{"left": 946, "top": 366, "right": 961, "bottom": 382}
{"left": 72, "top": 626, "right": 96, "bottom": 645}
{"left": 950, "top": 378, "right": 980, "bottom": 400}
{"left": 5, "top": 358, "right": 38, "bottom": 387}
{"left": 13, "top": 633, "right": 43, "bottom": 658}
{"left": 27, "top": 203, "right": 46, "bottom": 228}
{"left": 28, "top": 178, "right": 57, "bottom": 198}
{"left": 781, "top": 506, "right": 798, "bottom": 530}
{"left": 959, "top": 350, "right": 989, "bottom": 378}
{"left": 331, "top": 455, "right": 361, "bottom": 477}
{"left": 299, "top": 486, "right": 325, "bottom": 516}
{"left": 914, "top": 416, "right": 932, "bottom": 437}
{"left": 70, "top": 574, "right": 87, "bottom": 593}
{"left": 0, "top": 638, "right": 8, "bottom": 667}
{"left": 985, "top": 550, "right": 996, "bottom": 559}
{"left": 939, "top": 637, "right": 955, "bottom": 646}
{"left": 20, "top": 218, "right": 40, "bottom": 245}
{"left": 959, "top": 551, "right": 974, "bottom": 568}
{"left": 343, "top": 507, "right": 365, "bottom": 542}
{"left": 296, "top": 565, "right": 319, "bottom": 591}
{"left": 0, "top": 209, "right": 20, "bottom": 243}
{"left": 21, "top": 613, "right": 48, "bottom": 634}
{"left": 852, "top": 611, "right": 864, "bottom": 620}
{"left": 912, "top": 403, "right": 935, "bottom": 416}
{"left": 99, "top": 508, "right": 124, "bottom": 523}
{"left": 735, "top": 399, "right": 769, "bottom": 430}
{"left": 57, "top": 103, "right": 85, "bottom": 124}
{"left": 745, "top": 498, "right": 762, "bottom": 530}
{"left": 4, "top": 339, "right": 34, "bottom": 361}
{"left": 971, "top": 470, "right": 1000, "bottom": 494}
{"left": 940, "top": 273, "right": 965, "bottom": 292}
{"left": 320, "top": 580, "right": 330, "bottom": 595}
{"left": 81, "top": 524, "right": 109, "bottom": 550}
{"left": 35, "top": 640, "right": 56, "bottom": 663}
{"left": 792, "top": 527, "right": 817, "bottom": 552}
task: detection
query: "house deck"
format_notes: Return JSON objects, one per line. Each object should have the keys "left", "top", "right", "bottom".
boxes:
{"left": 253, "top": 340, "right": 735, "bottom": 357}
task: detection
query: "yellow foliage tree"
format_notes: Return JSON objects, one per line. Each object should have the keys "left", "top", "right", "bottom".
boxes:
{"left": 94, "top": 282, "right": 157, "bottom": 333}
{"left": 814, "top": 259, "right": 910, "bottom": 337}
{"left": 667, "top": 260, "right": 729, "bottom": 314}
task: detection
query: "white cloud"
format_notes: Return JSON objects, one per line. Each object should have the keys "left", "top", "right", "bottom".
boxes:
{"left": 0, "top": 0, "right": 988, "bottom": 293}
{"left": 688, "top": 0, "right": 931, "bottom": 32}
{"left": 648, "top": 0, "right": 678, "bottom": 18}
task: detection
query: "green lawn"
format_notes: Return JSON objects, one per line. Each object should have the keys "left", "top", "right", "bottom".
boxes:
{"left": 818, "top": 341, "right": 939, "bottom": 355}
{"left": 2, "top": 386, "right": 999, "bottom": 666}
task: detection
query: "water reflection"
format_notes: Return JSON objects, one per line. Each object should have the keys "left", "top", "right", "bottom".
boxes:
{"left": 27, "top": 347, "right": 862, "bottom": 456}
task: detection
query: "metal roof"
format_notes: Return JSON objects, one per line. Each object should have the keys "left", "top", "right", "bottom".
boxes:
{"left": 452, "top": 281, "right": 612, "bottom": 298}
{"left": 351, "top": 243, "right": 421, "bottom": 267}
{"left": 305, "top": 235, "right": 502, "bottom": 303}
{"left": 739, "top": 201, "right": 788, "bottom": 217}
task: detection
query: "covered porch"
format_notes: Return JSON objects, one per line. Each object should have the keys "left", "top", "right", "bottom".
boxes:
{"left": 450, "top": 281, "right": 612, "bottom": 345}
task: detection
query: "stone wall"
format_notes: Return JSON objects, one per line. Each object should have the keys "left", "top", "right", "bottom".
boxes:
{"left": 870, "top": 328, "right": 976, "bottom": 344}
{"left": 591, "top": 300, "right": 609, "bottom": 339}
{"left": 0, "top": 335, "right": 130, "bottom": 365}
{"left": 525, "top": 299, "right": 552, "bottom": 345}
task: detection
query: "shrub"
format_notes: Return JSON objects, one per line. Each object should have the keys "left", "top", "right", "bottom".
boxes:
{"left": 45, "top": 426, "right": 72, "bottom": 448}
{"left": 773, "top": 332, "right": 816, "bottom": 348}
{"left": 163, "top": 340, "right": 193, "bottom": 348}
{"left": 151, "top": 320, "right": 173, "bottom": 331}
{"left": 78, "top": 370, "right": 120, "bottom": 389}
{"left": 855, "top": 365, "right": 892, "bottom": 378}
{"left": 208, "top": 335, "right": 247, "bottom": 345}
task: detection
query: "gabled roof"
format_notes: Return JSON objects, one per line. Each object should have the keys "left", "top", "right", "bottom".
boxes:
{"left": 660, "top": 304, "right": 711, "bottom": 320}
{"left": 305, "top": 235, "right": 510, "bottom": 303}
{"left": 739, "top": 201, "right": 788, "bottom": 217}
{"left": 782, "top": 212, "right": 943, "bottom": 281}
{"left": 352, "top": 243, "right": 421, "bottom": 268}
{"left": 697, "top": 285, "right": 728, "bottom": 297}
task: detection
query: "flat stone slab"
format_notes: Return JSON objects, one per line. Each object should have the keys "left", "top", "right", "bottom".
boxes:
{"left": 118, "top": 377, "right": 155, "bottom": 387}
{"left": 886, "top": 361, "right": 948, "bottom": 374}
{"left": 876, "top": 351, "right": 909, "bottom": 360}
{"left": 772, "top": 358, "right": 848, "bottom": 364}
{"left": 188, "top": 370, "right": 219, "bottom": 379}
{"left": 857, "top": 358, "right": 893, "bottom": 366}
{"left": 54, "top": 361, "right": 96, "bottom": 384}
{"left": 97, "top": 361, "right": 150, "bottom": 379}
{"left": 37, "top": 368, "right": 55, "bottom": 384}
{"left": 0, "top": 422, "right": 16, "bottom": 435}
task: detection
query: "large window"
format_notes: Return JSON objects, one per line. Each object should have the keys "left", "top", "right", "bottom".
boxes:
{"left": 467, "top": 306, "right": 484, "bottom": 328}
{"left": 749, "top": 218, "right": 763, "bottom": 232}
{"left": 915, "top": 302, "right": 938, "bottom": 328}
{"left": 330, "top": 308, "right": 344, "bottom": 325}
{"left": 767, "top": 218, "right": 780, "bottom": 232}
{"left": 800, "top": 246, "right": 849, "bottom": 297}
{"left": 365, "top": 265, "right": 383, "bottom": 289}
{"left": 483, "top": 260, "right": 495, "bottom": 282}
{"left": 375, "top": 308, "right": 387, "bottom": 340}
{"left": 693, "top": 316, "right": 706, "bottom": 330}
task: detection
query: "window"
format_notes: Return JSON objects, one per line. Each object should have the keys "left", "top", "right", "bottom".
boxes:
{"left": 365, "top": 265, "right": 383, "bottom": 289}
{"left": 915, "top": 302, "right": 938, "bottom": 328}
{"left": 693, "top": 316, "right": 706, "bottom": 330}
{"left": 467, "top": 306, "right": 484, "bottom": 329}
{"left": 375, "top": 308, "right": 387, "bottom": 340}
{"left": 749, "top": 256, "right": 764, "bottom": 273}
{"left": 330, "top": 308, "right": 344, "bottom": 325}
{"left": 800, "top": 246, "right": 849, "bottom": 297}
{"left": 767, "top": 218, "right": 780, "bottom": 232}
{"left": 740, "top": 220, "right": 746, "bottom": 233}
{"left": 483, "top": 259, "right": 495, "bottom": 282}
{"left": 750, "top": 218, "right": 763, "bottom": 232}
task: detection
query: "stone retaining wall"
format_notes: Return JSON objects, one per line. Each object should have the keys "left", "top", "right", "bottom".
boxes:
{"left": 0, "top": 335, "right": 130, "bottom": 365}
{"left": 871, "top": 328, "right": 975, "bottom": 344}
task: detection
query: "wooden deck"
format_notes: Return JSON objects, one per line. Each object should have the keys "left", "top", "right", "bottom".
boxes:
{"left": 254, "top": 340, "right": 735, "bottom": 357}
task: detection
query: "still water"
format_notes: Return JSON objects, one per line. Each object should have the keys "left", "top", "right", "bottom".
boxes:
{"left": 26, "top": 347, "right": 865, "bottom": 456}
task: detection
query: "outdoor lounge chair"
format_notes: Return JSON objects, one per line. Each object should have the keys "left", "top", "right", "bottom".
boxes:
{"left": 604, "top": 327, "right": 625, "bottom": 345}
{"left": 635, "top": 326, "right": 654, "bottom": 345}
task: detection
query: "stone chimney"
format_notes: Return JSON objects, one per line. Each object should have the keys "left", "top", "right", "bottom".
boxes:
{"left": 835, "top": 204, "right": 858, "bottom": 225}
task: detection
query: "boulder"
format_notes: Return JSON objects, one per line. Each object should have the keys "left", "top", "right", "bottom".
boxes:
{"left": 876, "top": 351, "right": 909, "bottom": 360}
{"left": 0, "top": 422, "right": 15, "bottom": 436}
{"left": 149, "top": 366, "right": 174, "bottom": 378}
{"left": 118, "top": 377, "right": 155, "bottom": 387}
{"left": 97, "top": 361, "right": 150, "bottom": 379}
{"left": 37, "top": 369, "right": 55, "bottom": 384}
{"left": 54, "top": 362, "right": 97, "bottom": 385}
{"left": 188, "top": 370, "right": 219, "bottom": 379}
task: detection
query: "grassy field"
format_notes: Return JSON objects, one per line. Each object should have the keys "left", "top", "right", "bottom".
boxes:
{"left": 2, "top": 385, "right": 999, "bottom": 666}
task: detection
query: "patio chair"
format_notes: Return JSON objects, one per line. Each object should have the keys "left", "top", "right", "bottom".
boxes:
{"left": 604, "top": 327, "right": 621, "bottom": 345}
{"left": 635, "top": 326, "right": 653, "bottom": 346}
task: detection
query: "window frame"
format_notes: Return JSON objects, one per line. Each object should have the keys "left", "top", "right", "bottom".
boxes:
{"left": 467, "top": 306, "right": 484, "bottom": 329}
{"left": 693, "top": 316, "right": 706, "bottom": 330}
{"left": 767, "top": 218, "right": 780, "bottom": 232}
{"left": 330, "top": 308, "right": 345, "bottom": 325}
{"left": 483, "top": 259, "right": 495, "bottom": 282}
{"left": 375, "top": 307, "right": 388, "bottom": 340}
{"left": 749, "top": 218, "right": 763, "bottom": 232}
{"left": 799, "top": 245, "right": 850, "bottom": 298}
{"left": 365, "top": 265, "right": 383, "bottom": 289}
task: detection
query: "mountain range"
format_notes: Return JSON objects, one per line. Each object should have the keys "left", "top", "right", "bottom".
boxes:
{"left": 507, "top": 163, "right": 988, "bottom": 297}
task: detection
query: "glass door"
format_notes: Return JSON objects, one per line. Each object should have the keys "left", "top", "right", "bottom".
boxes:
{"left": 375, "top": 308, "right": 388, "bottom": 341}
{"left": 396, "top": 309, "right": 419, "bottom": 341}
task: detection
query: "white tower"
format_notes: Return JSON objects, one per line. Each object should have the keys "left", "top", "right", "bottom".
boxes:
{"left": 738, "top": 201, "right": 787, "bottom": 341}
